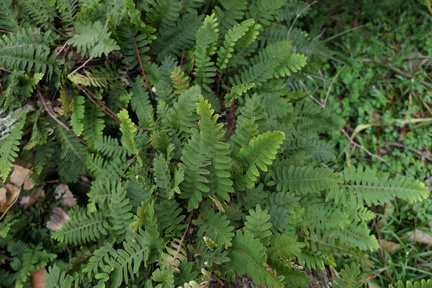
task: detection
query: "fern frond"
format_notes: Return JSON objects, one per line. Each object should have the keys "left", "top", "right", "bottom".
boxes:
{"left": 244, "top": 204, "right": 272, "bottom": 245}
{"left": 236, "top": 131, "right": 285, "bottom": 190}
{"left": 18, "top": 0, "right": 55, "bottom": 29}
{"left": 93, "top": 136, "right": 129, "bottom": 159}
{"left": 109, "top": 229, "right": 163, "bottom": 287}
{"left": 270, "top": 230, "right": 305, "bottom": 260}
{"left": 194, "top": 209, "right": 235, "bottom": 249}
{"left": 117, "top": 20, "right": 151, "bottom": 70}
{"left": 82, "top": 242, "right": 115, "bottom": 284}
{"left": 160, "top": 238, "right": 188, "bottom": 268}
{"left": 109, "top": 182, "right": 133, "bottom": 239}
{"left": 67, "top": 21, "right": 120, "bottom": 57}
{"left": 389, "top": 279, "right": 432, "bottom": 288}
{"left": 0, "top": 0, "right": 19, "bottom": 32}
{"left": 44, "top": 264, "right": 74, "bottom": 288}
{"left": 0, "top": 28, "right": 61, "bottom": 78}
{"left": 151, "top": 14, "right": 203, "bottom": 61}
{"left": 246, "top": 0, "right": 285, "bottom": 26}
{"left": 52, "top": 207, "right": 109, "bottom": 244}
{"left": 333, "top": 262, "right": 363, "bottom": 288}
{"left": 68, "top": 64, "right": 123, "bottom": 87}
{"left": 196, "top": 96, "right": 233, "bottom": 201}
{"left": 82, "top": 101, "right": 105, "bottom": 147}
{"left": 153, "top": 153, "right": 173, "bottom": 199}
{"left": 0, "top": 107, "right": 28, "bottom": 181}
{"left": 303, "top": 201, "right": 350, "bottom": 232}
{"left": 179, "top": 128, "right": 210, "bottom": 211}
{"left": 332, "top": 222, "right": 379, "bottom": 251}
{"left": 70, "top": 96, "right": 85, "bottom": 136}
{"left": 55, "top": 0, "right": 78, "bottom": 23}
{"left": 165, "top": 85, "right": 200, "bottom": 139}
{"left": 229, "top": 231, "right": 284, "bottom": 287}
{"left": 152, "top": 266, "right": 175, "bottom": 286}
{"left": 193, "top": 13, "right": 218, "bottom": 91}
{"left": 117, "top": 109, "right": 139, "bottom": 156}
{"left": 328, "top": 165, "right": 430, "bottom": 207}
{"left": 224, "top": 83, "right": 255, "bottom": 105}
{"left": 217, "top": 19, "right": 260, "bottom": 70}
{"left": 229, "top": 57, "right": 278, "bottom": 87}
{"left": 213, "top": 0, "right": 247, "bottom": 33}
{"left": 294, "top": 100, "right": 343, "bottom": 134}
{"left": 236, "top": 95, "right": 268, "bottom": 131}
{"left": 146, "top": 0, "right": 181, "bottom": 30}
{"left": 154, "top": 200, "right": 187, "bottom": 235}
{"left": 268, "top": 165, "right": 341, "bottom": 195}
{"left": 171, "top": 66, "right": 190, "bottom": 95}
{"left": 229, "top": 117, "right": 259, "bottom": 148}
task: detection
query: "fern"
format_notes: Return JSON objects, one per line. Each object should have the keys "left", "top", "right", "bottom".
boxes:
{"left": 44, "top": 264, "right": 75, "bottom": 288}
{"left": 0, "top": 28, "right": 61, "bottom": 78}
{"left": 235, "top": 131, "right": 285, "bottom": 190}
{"left": 213, "top": 0, "right": 247, "bottom": 33}
{"left": 192, "top": 13, "right": 218, "bottom": 91}
{"left": 270, "top": 230, "right": 305, "bottom": 260}
{"left": 117, "top": 109, "right": 139, "bottom": 156}
{"left": 82, "top": 101, "right": 105, "bottom": 147}
{"left": 333, "top": 262, "right": 363, "bottom": 288}
{"left": 130, "top": 77, "right": 154, "bottom": 128}
{"left": 194, "top": 209, "right": 235, "bottom": 249}
{"left": 67, "top": 21, "right": 120, "bottom": 57}
{"left": 246, "top": 0, "right": 286, "bottom": 26}
{"left": 52, "top": 207, "right": 109, "bottom": 244}
{"left": 109, "top": 182, "right": 133, "bottom": 240}
{"left": 70, "top": 96, "right": 85, "bottom": 136}
{"left": 229, "top": 231, "right": 284, "bottom": 287}
{"left": 268, "top": 165, "right": 341, "bottom": 195}
{"left": 82, "top": 242, "right": 115, "bottom": 285}
{"left": 93, "top": 136, "right": 129, "bottom": 159}
{"left": 389, "top": 280, "right": 432, "bottom": 288}
{"left": 328, "top": 165, "right": 430, "bottom": 207}
{"left": 55, "top": 0, "right": 78, "bottom": 23}
{"left": 154, "top": 200, "right": 187, "bottom": 235}
{"left": 196, "top": 96, "right": 233, "bottom": 201}
{"left": 244, "top": 204, "right": 273, "bottom": 245}
{"left": 18, "top": 0, "right": 55, "bottom": 29}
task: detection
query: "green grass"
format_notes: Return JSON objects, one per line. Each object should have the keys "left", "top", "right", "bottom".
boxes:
{"left": 302, "top": 1, "right": 432, "bottom": 286}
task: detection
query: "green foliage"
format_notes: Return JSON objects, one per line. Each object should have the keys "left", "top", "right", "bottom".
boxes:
{"left": 0, "top": 0, "right": 429, "bottom": 287}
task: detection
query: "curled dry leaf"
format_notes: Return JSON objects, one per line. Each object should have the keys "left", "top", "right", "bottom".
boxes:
{"left": 31, "top": 268, "right": 46, "bottom": 288}
{"left": 46, "top": 207, "right": 70, "bottom": 231}
{"left": 0, "top": 184, "right": 21, "bottom": 213}
{"left": 54, "top": 184, "right": 77, "bottom": 208}
{"left": 9, "top": 165, "right": 34, "bottom": 190}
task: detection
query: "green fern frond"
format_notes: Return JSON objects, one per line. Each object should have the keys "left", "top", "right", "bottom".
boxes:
{"left": 55, "top": 0, "right": 78, "bottom": 23}
{"left": 0, "top": 0, "right": 19, "bottom": 32}
{"left": 52, "top": 207, "right": 109, "bottom": 244}
{"left": 244, "top": 204, "right": 272, "bottom": 245}
{"left": 82, "top": 101, "right": 105, "bottom": 147}
{"left": 224, "top": 83, "right": 255, "bottom": 105}
{"left": 270, "top": 230, "right": 305, "bottom": 260}
{"left": 18, "top": 0, "right": 55, "bottom": 29}
{"left": 117, "top": 109, "right": 139, "bottom": 156}
{"left": 0, "top": 107, "right": 30, "bottom": 181}
{"left": 146, "top": 0, "right": 181, "bottom": 30}
{"left": 332, "top": 222, "right": 379, "bottom": 251}
{"left": 236, "top": 95, "right": 268, "bottom": 131}
{"left": 152, "top": 266, "right": 175, "bottom": 286}
{"left": 179, "top": 128, "right": 210, "bottom": 211}
{"left": 171, "top": 66, "right": 190, "bottom": 95}
{"left": 116, "top": 20, "right": 151, "bottom": 70}
{"left": 229, "top": 117, "right": 259, "bottom": 148}
{"left": 154, "top": 153, "right": 173, "bottom": 199}
{"left": 328, "top": 165, "right": 430, "bottom": 207}
{"left": 87, "top": 178, "right": 121, "bottom": 212}
{"left": 246, "top": 0, "right": 285, "bottom": 26}
{"left": 229, "top": 231, "right": 284, "bottom": 287}
{"left": 294, "top": 100, "right": 343, "bottom": 134}
{"left": 213, "top": 0, "right": 247, "bottom": 33}
{"left": 236, "top": 131, "right": 285, "bottom": 190}
{"left": 67, "top": 21, "right": 120, "bottom": 57}
{"left": 194, "top": 209, "right": 235, "bottom": 249}
{"left": 70, "top": 96, "right": 85, "bottom": 136}
{"left": 109, "top": 229, "right": 163, "bottom": 287}
{"left": 165, "top": 85, "right": 200, "bottom": 139}
{"left": 151, "top": 14, "right": 203, "bottom": 61}
{"left": 218, "top": 19, "right": 261, "bottom": 71}
{"left": 93, "top": 136, "right": 129, "bottom": 159}
{"left": 193, "top": 13, "right": 218, "bottom": 91}
{"left": 154, "top": 200, "right": 187, "bottom": 235}
{"left": 229, "top": 57, "right": 278, "bottom": 87}
{"left": 82, "top": 242, "right": 115, "bottom": 284}
{"left": 268, "top": 165, "right": 341, "bottom": 195}
{"left": 303, "top": 201, "right": 350, "bottom": 231}
{"left": 196, "top": 96, "right": 233, "bottom": 201}
{"left": 109, "top": 182, "right": 133, "bottom": 239}
{"left": 160, "top": 238, "right": 188, "bottom": 268}
{"left": 0, "top": 28, "right": 61, "bottom": 78}
{"left": 68, "top": 64, "right": 123, "bottom": 88}
{"left": 333, "top": 262, "right": 363, "bottom": 288}
{"left": 44, "top": 264, "right": 75, "bottom": 288}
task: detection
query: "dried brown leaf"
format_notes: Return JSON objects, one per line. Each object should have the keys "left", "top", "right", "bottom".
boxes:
{"left": 405, "top": 229, "right": 432, "bottom": 245}
{"left": 54, "top": 184, "right": 77, "bottom": 208}
{"left": 46, "top": 207, "right": 70, "bottom": 231}
{"left": 10, "top": 165, "right": 34, "bottom": 190}
{"left": 0, "top": 184, "right": 21, "bottom": 213}
{"left": 379, "top": 239, "right": 401, "bottom": 252}
{"left": 22, "top": 188, "right": 45, "bottom": 209}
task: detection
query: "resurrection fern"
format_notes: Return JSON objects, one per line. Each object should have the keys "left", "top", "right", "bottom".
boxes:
{"left": 1, "top": 1, "right": 430, "bottom": 287}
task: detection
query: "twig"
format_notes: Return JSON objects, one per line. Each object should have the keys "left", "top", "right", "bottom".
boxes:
{"left": 68, "top": 57, "right": 93, "bottom": 76}
{"left": 133, "top": 37, "right": 154, "bottom": 99}
{"left": 341, "top": 128, "right": 387, "bottom": 163}
{"left": 324, "top": 64, "right": 346, "bottom": 106}
{"left": 169, "top": 212, "right": 194, "bottom": 266}
{"left": 38, "top": 90, "right": 88, "bottom": 146}
{"left": 0, "top": 192, "right": 20, "bottom": 221}
{"left": 287, "top": 1, "right": 317, "bottom": 38}
{"left": 76, "top": 85, "right": 121, "bottom": 123}
{"left": 385, "top": 141, "right": 432, "bottom": 162}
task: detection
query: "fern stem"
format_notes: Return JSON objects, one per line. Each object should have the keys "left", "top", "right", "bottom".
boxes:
{"left": 169, "top": 211, "right": 194, "bottom": 266}
{"left": 77, "top": 85, "right": 121, "bottom": 123}
{"left": 38, "top": 91, "right": 88, "bottom": 146}
{"left": 68, "top": 57, "right": 93, "bottom": 77}
{"left": 340, "top": 127, "right": 386, "bottom": 163}
{"left": 133, "top": 37, "right": 154, "bottom": 99}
